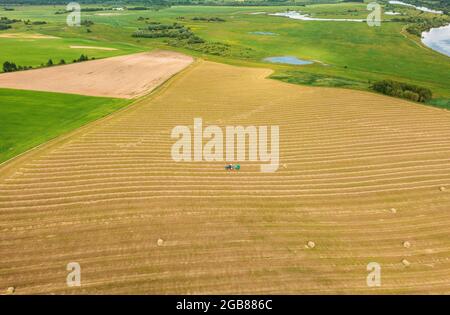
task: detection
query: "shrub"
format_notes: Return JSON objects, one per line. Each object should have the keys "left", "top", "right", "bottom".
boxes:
{"left": 81, "top": 20, "right": 94, "bottom": 27}
{"left": 372, "top": 80, "right": 432, "bottom": 102}
{"left": 403, "top": 91, "right": 420, "bottom": 102}
{"left": 3, "top": 61, "right": 18, "bottom": 72}
{"left": 73, "top": 54, "right": 89, "bottom": 63}
{"left": 0, "top": 23, "right": 11, "bottom": 30}
{"left": 192, "top": 17, "right": 226, "bottom": 22}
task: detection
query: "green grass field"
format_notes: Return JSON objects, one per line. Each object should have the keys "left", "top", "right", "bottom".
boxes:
{"left": 0, "top": 88, "right": 129, "bottom": 163}
{"left": 2, "top": 4, "right": 448, "bottom": 96}
{"left": 0, "top": 3, "right": 449, "bottom": 164}
{"left": 0, "top": 36, "right": 142, "bottom": 67}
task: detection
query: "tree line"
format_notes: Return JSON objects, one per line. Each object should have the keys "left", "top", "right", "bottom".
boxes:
{"left": 191, "top": 16, "right": 226, "bottom": 22}
{"left": 392, "top": 15, "right": 450, "bottom": 37}
{"left": 372, "top": 80, "right": 432, "bottom": 103}
{"left": 2, "top": 55, "right": 92, "bottom": 73}
{"left": 133, "top": 22, "right": 204, "bottom": 43}
{"left": 0, "top": 16, "right": 20, "bottom": 30}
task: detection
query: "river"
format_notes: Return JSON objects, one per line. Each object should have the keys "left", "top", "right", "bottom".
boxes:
{"left": 421, "top": 24, "right": 450, "bottom": 57}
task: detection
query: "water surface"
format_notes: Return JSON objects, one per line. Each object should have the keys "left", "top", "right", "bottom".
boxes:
{"left": 249, "top": 31, "right": 278, "bottom": 36}
{"left": 270, "top": 11, "right": 364, "bottom": 22}
{"left": 388, "top": 1, "right": 443, "bottom": 14}
{"left": 422, "top": 24, "right": 450, "bottom": 57}
{"left": 263, "top": 56, "right": 313, "bottom": 65}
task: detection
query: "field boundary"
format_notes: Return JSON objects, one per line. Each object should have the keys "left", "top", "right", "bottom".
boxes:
{"left": 0, "top": 55, "right": 200, "bottom": 181}
{"left": 2, "top": 56, "right": 448, "bottom": 181}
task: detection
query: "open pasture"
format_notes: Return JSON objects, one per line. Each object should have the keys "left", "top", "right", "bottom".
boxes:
{"left": 1, "top": 5, "right": 449, "bottom": 99}
{"left": 0, "top": 31, "right": 141, "bottom": 68}
{"left": 1, "top": 61, "right": 450, "bottom": 294}
{"left": 0, "top": 88, "right": 129, "bottom": 164}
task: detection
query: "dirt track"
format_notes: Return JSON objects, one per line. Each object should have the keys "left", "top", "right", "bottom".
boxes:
{"left": 0, "top": 50, "right": 193, "bottom": 98}
{"left": 1, "top": 60, "right": 450, "bottom": 294}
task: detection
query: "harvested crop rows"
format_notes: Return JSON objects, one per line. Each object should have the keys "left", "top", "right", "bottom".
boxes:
{"left": 1, "top": 60, "right": 450, "bottom": 294}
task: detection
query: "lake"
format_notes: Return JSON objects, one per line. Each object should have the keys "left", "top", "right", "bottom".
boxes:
{"left": 249, "top": 31, "right": 278, "bottom": 36}
{"left": 269, "top": 11, "right": 364, "bottom": 22}
{"left": 263, "top": 56, "right": 314, "bottom": 65}
{"left": 422, "top": 24, "right": 450, "bottom": 57}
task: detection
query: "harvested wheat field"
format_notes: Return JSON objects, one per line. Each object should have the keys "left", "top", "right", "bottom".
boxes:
{"left": 1, "top": 60, "right": 450, "bottom": 294}
{"left": 0, "top": 50, "right": 193, "bottom": 99}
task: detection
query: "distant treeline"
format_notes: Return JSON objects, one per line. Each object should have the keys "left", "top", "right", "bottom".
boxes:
{"left": 1, "top": 0, "right": 170, "bottom": 5}
{"left": 55, "top": 7, "right": 103, "bottom": 14}
{"left": 170, "top": 0, "right": 344, "bottom": 5}
{"left": 1, "top": 0, "right": 345, "bottom": 7}
{"left": 390, "top": 0, "right": 449, "bottom": 14}
{"left": 1, "top": 16, "right": 49, "bottom": 28}
{"left": 192, "top": 16, "right": 225, "bottom": 22}
{"left": 391, "top": 15, "right": 450, "bottom": 36}
{"left": 24, "top": 20, "right": 46, "bottom": 25}
{"left": 132, "top": 22, "right": 238, "bottom": 56}
{"left": 133, "top": 22, "right": 204, "bottom": 43}
{"left": 372, "top": 80, "right": 432, "bottom": 103}
{"left": 3, "top": 61, "right": 33, "bottom": 72}
{"left": 0, "top": 16, "right": 20, "bottom": 30}
{"left": 2, "top": 55, "right": 91, "bottom": 73}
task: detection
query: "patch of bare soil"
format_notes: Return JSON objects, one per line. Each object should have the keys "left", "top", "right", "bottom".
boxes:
{"left": 0, "top": 50, "right": 194, "bottom": 98}
{"left": 0, "top": 33, "right": 60, "bottom": 39}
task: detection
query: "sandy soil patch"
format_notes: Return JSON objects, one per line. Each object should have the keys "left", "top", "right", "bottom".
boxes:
{"left": 69, "top": 45, "right": 118, "bottom": 51}
{"left": 0, "top": 33, "right": 60, "bottom": 39}
{"left": 0, "top": 50, "right": 194, "bottom": 98}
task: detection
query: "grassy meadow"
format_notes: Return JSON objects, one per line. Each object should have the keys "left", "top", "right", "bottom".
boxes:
{"left": 0, "top": 88, "right": 129, "bottom": 163}
{"left": 1, "top": 4, "right": 448, "bottom": 96}
{"left": 1, "top": 2, "right": 450, "bottom": 295}
{"left": 0, "top": 3, "right": 449, "bottom": 164}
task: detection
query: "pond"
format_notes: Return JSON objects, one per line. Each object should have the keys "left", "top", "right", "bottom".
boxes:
{"left": 263, "top": 56, "right": 314, "bottom": 65}
{"left": 269, "top": 11, "right": 364, "bottom": 22}
{"left": 421, "top": 24, "right": 450, "bottom": 57}
{"left": 249, "top": 31, "right": 278, "bottom": 36}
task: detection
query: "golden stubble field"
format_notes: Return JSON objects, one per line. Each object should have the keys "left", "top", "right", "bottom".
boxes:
{"left": 1, "top": 60, "right": 450, "bottom": 294}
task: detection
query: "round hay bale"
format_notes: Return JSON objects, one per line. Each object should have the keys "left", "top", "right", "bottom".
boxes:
{"left": 440, "top": 186, "right": 446, "bottom": 192}
{"left": 5, "top": 286, "right": 15, "bottom": 295}
{"left": 402, "top": 259, "right": 410, "bottom": 267}
{"left": 403, "top": 241, "right": 411, "bottom": 248}
{"left": 157, "top": 238, "right": 164, "bottom": 246}
{"left": 307, "top": 241, "right": 316, "bottom": 249}
{"left": 390, "top": 208, "right": 397, "bottom": 214}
